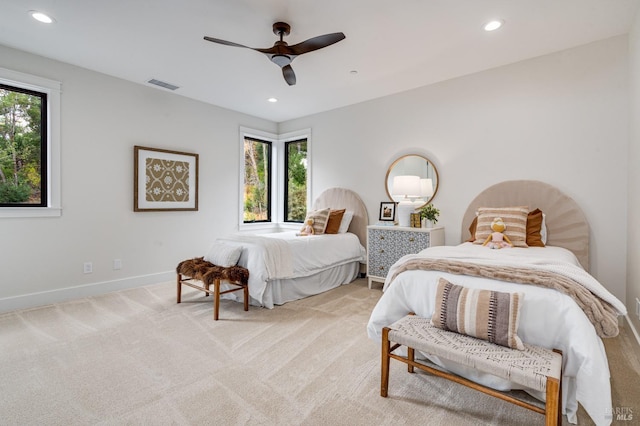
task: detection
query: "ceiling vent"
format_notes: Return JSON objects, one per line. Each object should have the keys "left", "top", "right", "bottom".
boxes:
{"left": 147, "top": 79, "right": 179, "bottom": 91}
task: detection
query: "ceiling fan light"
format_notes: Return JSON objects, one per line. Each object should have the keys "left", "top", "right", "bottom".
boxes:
{"left": 29, "top": 10, "right": 54, "bottom": 24}
{"left": 271, "top": 54, "right": 291, "bottom": 67}
{"left": 484, "top": 19, "right": 504, "bottom": 32}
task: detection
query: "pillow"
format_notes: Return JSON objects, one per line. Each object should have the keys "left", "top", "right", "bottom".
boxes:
{"left": 526, "top": 209, "right": 545, "bottom": 247}
{"left": 303, "top": 208, "right": 331, "bottom": 235}
{"left": 431, "top": 278, "right": 524, "bottom": 350}
{"left": 473, "top": 206, "right": 529, "bottom": 247}
{"left": 337, "top": 211, "right": 354, "bottom": 234}
{"left": 324, "top": 209, "right": 346, "bottom": 234}
{"left": 466, "top": 216, "right": 477, "bottom": 242}
{"left": 204, "top": 242, "right": 243, "bottom": 267}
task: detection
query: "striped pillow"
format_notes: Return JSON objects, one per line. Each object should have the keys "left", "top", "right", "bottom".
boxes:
{"left": 304, "top": 208, "right": 331, "bottom": 235}
{"left": 431, "top": 278, "right": 524, "bottom": 350}
{"left": 473, "top": 206, "right": 529, "bottom": 247}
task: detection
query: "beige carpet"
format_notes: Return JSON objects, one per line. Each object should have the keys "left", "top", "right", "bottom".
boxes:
{"left": 1, "top": 278, "right": 638, "bottom": 425}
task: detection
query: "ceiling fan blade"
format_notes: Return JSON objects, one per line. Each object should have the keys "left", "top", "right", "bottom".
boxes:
{"left": 282, "top": 65, "right": 296, "bottom": 86}
{"left": 203, "top": 36, "right": 254, "bottom": 49}
{"left": 288, "top": 33, "right": 345, "bottom": 55}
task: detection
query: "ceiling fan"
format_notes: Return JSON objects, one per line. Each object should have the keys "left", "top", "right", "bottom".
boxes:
{"left": 204, "top": 22, "right": 345, "bottom": 86}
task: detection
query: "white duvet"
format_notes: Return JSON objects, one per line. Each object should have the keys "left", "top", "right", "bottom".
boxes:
{"left": 367, "top": 243, "right": 626, "bottom": 426}
{"left": 219, "top": 231, "right": 366, "bottom": 307}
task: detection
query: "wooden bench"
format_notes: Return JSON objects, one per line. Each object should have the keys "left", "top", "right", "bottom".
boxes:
{"left": 382, "top": 315, "right": 563, "bottom": 426}
{"left": 176, "top": 257, "right": 250, "bottom": 320}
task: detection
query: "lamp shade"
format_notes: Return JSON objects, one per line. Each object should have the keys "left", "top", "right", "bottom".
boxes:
{"left": 392, "top": 175, "right": 421, "bottom": 198}
{"left": 420, "top": 178, "right": 434, "bottom": 198}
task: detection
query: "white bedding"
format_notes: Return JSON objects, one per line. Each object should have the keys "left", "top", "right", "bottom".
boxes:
{"left": 367, "top": 243, "right": 626, "bottom": 426}
{"left": 218, "top": 231, "right": 366, "bottom": 307}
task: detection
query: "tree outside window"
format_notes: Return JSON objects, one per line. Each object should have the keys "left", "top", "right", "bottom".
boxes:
{"left": 0, "top": 84, "right": 46, "bottom": 207}
{"left": 285, "top": 139, "right": 307, "bottom": 222}
{"left": 243, "top": 137, "right": 271, "bottom": 222}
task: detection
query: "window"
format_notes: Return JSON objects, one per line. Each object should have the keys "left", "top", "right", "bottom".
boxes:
{"left": 239, "top": 127, "right": 310, "bottom": 228}
{"left": 284, "top": 139, "right": 307, "bottom": 222}
{"left": 0, "top": 83, "right": 47, "bottom": 207}
{"left": 0, "top": 68, "right": 61, "bottom": 218}
{"left": 243, "top": 137, "right": 272, "bottom": 223}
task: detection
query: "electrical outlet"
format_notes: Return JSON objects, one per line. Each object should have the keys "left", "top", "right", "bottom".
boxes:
{"left": 83, "top": 262, "right": 93, "bottom": 274}
{"left": 113, "top": 259, "right": 122, "bottom": 270}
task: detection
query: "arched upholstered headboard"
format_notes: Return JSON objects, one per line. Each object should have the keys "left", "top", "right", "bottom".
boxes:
{"left": 461, "top": 180, "right": 590, "bottom": 271}
{"left": 312, "top": 187, "right": 368, "bottom": 248}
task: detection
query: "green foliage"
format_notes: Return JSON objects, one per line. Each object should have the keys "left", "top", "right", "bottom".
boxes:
{"left": 0, "top": 181, "right": 31, "bottom": 202}
{"left": 286, "top": 141, "right": 307, "bottom": 221}
{"left": 0, "top": 87, "right": 43, "bottom": 204}
{"left": 418, "top": 203, "right": 440, "bottom": 223}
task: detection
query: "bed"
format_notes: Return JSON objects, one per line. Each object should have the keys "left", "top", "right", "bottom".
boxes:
{"left": 366, "top": 180, "right": 627, "bottom": 426}
{"left": 214, "top": 187, "right": 368, "bottom": 309}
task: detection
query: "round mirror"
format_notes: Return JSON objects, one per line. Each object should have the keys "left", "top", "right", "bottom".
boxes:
{"left": 385, "top": 154, "right": 439, "bottom": 208}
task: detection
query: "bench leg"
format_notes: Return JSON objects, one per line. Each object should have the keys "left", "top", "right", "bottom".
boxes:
{"left": 407, "top": 347, "right": 415, "bottom": 373}
{"left": 243, "top": 285, "right": 249, "bottom": 311}
{"left": 213, "top": 279, "right": 220, "bottom": 321}
{"left": 545, "top": 377, "right": 560, "bottom": 426}
{"left": 176, "top": 274, "right": 182, "bottom": 303}
{"left": 381, "top": 327, "right": 391, "bottom": 397}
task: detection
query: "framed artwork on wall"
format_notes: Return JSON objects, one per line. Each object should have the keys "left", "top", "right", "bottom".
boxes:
{"left": 133, "top": 145, "right": 199, "bottom": 212}
{"left": 379, "top": 202, "right": 396, "bottom": 222}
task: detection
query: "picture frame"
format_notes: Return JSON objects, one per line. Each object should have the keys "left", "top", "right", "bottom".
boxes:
{"left": 134, "top": 145, "right": 199, "bottom": 212}
{"left": 379, "top": 202, "right": 396, "bottom": 222}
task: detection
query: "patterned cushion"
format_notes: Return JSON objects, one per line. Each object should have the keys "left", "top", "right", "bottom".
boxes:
{"left": 304, "top": 208, "right": 331, "bottom": 235}
{"left": 473, "top": 206, "right": 529, "bottom": 247}
{"left": 324, "top": 209, "right": 346, "bottom": 234}
{"left": 431, "top": 278, "right": 524, "bottom": 350}
{"left": 204, "top": 242, "right": 243, "bottom": 267}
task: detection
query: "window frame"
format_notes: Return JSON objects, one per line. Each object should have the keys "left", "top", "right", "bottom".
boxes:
{"left": 0, "top": 67, "right": 61, "bottom": 218}
{"left": 238, "top": 127, "right": 311, "bottom": 231}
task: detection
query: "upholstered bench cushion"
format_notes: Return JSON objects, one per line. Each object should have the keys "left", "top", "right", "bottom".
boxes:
{"left": 176, "top": 257, "right": 249, "bottom": 286}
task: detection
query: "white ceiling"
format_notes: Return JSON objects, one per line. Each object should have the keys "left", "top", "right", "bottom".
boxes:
{"left": 2, "top": 0, "right": 639, "bottom": 122}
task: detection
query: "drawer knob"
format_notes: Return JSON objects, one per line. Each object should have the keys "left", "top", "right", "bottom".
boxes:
{"left": 379, "top": 236, "right": 385, "bottom": 240}
{"left": 379, "top": 266, "right": 385, "bottom": 270}
{"left": 409, "top": 237, "right": 415, "bottom": 242}
{"left": 379, "top": 249, "right": 384, "bottom": 253}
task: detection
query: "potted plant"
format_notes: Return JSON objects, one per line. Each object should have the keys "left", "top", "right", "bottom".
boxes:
{"left": 418, "top": 203, "right": 440, "bottom": 228}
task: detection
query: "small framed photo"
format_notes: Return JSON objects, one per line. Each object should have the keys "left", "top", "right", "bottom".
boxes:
{"left": 379, "top": 202, "right": 396, "bottom": 222}
{"left": 134, "top": 146, "right": 199, "bottom": 212}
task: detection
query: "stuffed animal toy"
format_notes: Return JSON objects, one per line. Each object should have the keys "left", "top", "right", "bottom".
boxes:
{"left": 482, "top": 217, "right": 513, "bottom": 249}
{"left": 299, "top": 218, "right": 315, "bottom": 236}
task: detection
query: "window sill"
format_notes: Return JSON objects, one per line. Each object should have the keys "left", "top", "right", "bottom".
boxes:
{"left": 0, "top": 207, "right": 62, "bottom": 218}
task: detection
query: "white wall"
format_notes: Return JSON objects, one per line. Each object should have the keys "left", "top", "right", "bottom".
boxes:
{"left": 281, "top": 36, "right": 629, "bottom": 303}
{"left": 0, "top": 35, "right": 631, "bottom": 311}
{"left": 627, "top": 11, "right": 640, "bottom": 333}
{"left": 0, "top": 44, "right": 276, "bottom": 311}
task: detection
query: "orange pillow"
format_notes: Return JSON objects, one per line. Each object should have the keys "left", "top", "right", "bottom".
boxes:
{"left": 324, "top": 209, "right": 346, "bottom": 234}
{"left": 466, "top": 217, "right": 477, "bottom": 242}
{"left": 526, "top": 209, "right": 545, "bottom": 247}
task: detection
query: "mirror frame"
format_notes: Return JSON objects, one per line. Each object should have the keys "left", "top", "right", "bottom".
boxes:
{"left": 385, "top": 154, "right": 440, "bottom": 208}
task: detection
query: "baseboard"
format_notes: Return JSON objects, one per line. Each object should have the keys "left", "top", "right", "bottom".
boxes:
{"left": 625, "top": 315, "right": 640, "bottom": 347}
{"left": 0, "top": 271, "right": 174, "bottom": 314}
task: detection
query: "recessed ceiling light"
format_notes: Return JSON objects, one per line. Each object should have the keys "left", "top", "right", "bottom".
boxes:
{"left": 484, "top": 19, "right": 504, "bottom": 32}
{"left": 29, "top": 10, "right": 55, "bottom": 24}
{"left": 268, "top": 97, "right": 278, "bottom": 103}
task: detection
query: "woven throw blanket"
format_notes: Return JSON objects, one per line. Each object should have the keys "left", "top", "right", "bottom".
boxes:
{"left": 387, "top": 257, "right": 620, "bottom": 338}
